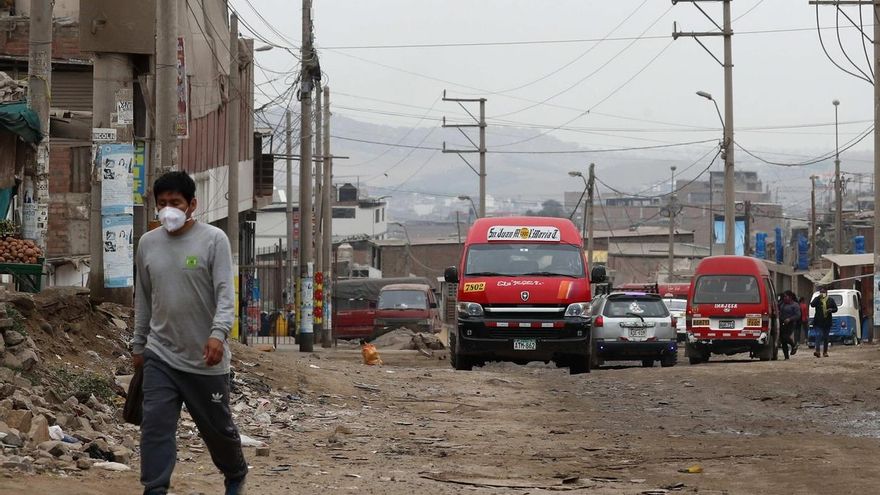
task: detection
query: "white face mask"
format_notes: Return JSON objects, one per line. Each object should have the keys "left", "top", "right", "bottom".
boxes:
{"left": 158, "top": 206, "right": 189, "bottom": 233}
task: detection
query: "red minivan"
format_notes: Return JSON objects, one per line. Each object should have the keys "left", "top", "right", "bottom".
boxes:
{"left": 444, "top": 217, "right": 605, "bottom": 374}
{"left": 685, "top": 256, "right": 780, "bottom": 363}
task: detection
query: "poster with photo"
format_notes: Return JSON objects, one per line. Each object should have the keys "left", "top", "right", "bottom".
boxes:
{"left": 103, "top": 214, "right": 133, "bottom": 288}
{"left": 99, "top": 143, "right": 134, "bottom": 216}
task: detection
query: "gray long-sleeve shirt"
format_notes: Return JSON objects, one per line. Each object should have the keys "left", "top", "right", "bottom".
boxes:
{"left": 132, "top": 222, "right": 235, "bottom": 375}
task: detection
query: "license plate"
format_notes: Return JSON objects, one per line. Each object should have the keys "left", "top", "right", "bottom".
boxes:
{"left": 629, "top": 328, "right": 647, "bottom": 338}
{"left": 513, "top": 339, "right": 536, "bottom": 351}
{"left": 719, "top": 320, "right": 735, "bottom": 329}
{"left": 746, "top": 317, "right": 762, "bottom": 327}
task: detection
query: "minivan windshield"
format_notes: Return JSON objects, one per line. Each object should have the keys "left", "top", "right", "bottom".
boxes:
{"left": 378, "top": 290, "right": 427, "bottom": 310}
{"left": 604, "top": 297, "right": 669, "bottom": 318}
{"left": 693, "top": 275, "right": 761, "bottom": 304}
{"left": 465, "top": 243, "right": 584, "bottom": 277}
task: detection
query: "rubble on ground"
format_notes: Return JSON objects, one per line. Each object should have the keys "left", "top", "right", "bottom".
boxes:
{"left": 371, "top": 328, "right": 446, "bottom": 353}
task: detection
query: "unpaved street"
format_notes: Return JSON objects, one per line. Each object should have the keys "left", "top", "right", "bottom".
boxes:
{"left": 3, "top": 343, "right": 880, "bottom": 495}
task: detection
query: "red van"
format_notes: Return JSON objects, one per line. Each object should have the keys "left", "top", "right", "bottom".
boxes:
{"left": 685, "top": 256, "right": 780, "bottom": 363}
{"left": 444, "top": 217, "right": 604, "bottom": 374}
{"left": 373, "top": 283, "right": 443, "bottom": 337}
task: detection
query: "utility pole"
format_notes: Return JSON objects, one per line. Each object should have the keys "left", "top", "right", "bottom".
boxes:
{"left": 299, "top": 0, "right": 316, "bottom": 352}
{"left": 667, "top": 166, "right": 677, "bottom": 282}
{"left": 26, "top": 0, "right": 51, "bottom": 252}
{"left": 154, "top": 0, "right": 178, "bottom": 186}
{"left": 442, "top": 91, "right": 487, "bottom": 217}
{"left": 810, "top": 175, "right": 818, "bottom": 263}
{"left": 90, "top": 53, "right": 135, "bottom": 305}
{"left": 321, "top": 85, "right": 333, "bottom": 347}
{"left": 833, "top": 99, "right": 843, "bottom": 253}
{"left": 674, "top": 0, "right": 735, "bottom": 255}
{"left": 586, "top": 163, "right": 596, "bottom": 268}
{"left": 314, "top": 82, "right": 323, "bottom": 344}
{"left": 285, "top": 109, "right": 294, "bottom": 321}
{"left": 226, "top": 13, "right": 240, "bottom": 260}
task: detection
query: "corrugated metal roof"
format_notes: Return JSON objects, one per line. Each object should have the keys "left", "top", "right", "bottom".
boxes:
{"left": 821, "top": 253, "right": 873, "bottom": 267}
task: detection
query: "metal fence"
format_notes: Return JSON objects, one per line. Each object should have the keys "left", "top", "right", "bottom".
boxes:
{"left": 239, "top": 240, "right": 297, "bottom": 347}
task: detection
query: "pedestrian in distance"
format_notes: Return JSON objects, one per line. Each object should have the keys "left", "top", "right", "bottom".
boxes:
{"left": 810, "top": 286, "right": 838, "bottom": 358}
{"left": 778, "top": 292, "right": 800, "bottom": 360}
{"left": 798, "top": 296, "right": 808, "bottom": 345}
{"left": 132, "top": 171, "right": 248, "bottom": 495}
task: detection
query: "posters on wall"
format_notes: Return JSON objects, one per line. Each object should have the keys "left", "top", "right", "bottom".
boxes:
{"left": 99, "top": 143, "right": 134, "bottom": 215}
{"left": 20, "top": 176, "right": 36, "bottom": 239}
{"left": 103, "top": 214, "right": 134, "bottom": 288}
{"left": 176, "top": 36, "right": 190, "bottom": 139}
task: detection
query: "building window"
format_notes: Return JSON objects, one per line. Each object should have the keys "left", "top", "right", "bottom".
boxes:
{"left": 332, "top": 207, "right": 356, "bottom": 219}
{"left": 375, "top": 209, "right": 380, "bottom": 223}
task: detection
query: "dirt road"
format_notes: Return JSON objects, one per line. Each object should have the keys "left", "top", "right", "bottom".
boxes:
{"left": 3, "top": 343, "right": 879, "bottom": 494}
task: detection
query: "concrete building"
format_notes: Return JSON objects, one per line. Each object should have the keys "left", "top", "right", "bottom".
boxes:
{"left": 0, "top": 1, "right": 262, "bottom": 287}
{"left": 607, "top": 242, "right": 710, "bottom": 285}
{"left": 368, "top": 238, "right": 461, "bottom": 286}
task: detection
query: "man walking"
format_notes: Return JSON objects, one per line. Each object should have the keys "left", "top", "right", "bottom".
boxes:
{"left": 132, "top": 172, "right": 248, "bottom": 494}
{"left": 778, "top": 292, "right": 800, "bottom": 360}
{"left": 810, "top": 286, "right": 838, "bottom": 358}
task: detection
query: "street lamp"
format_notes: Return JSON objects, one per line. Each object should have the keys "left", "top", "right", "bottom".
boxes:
{"left": 568, "top": 171, "right": 588, "bottom": 242}
{"left": 457, "top": 195, "right": 479, "bottom": 219}
{"left": 255, "top": 45, "right": 274, "bottom": 52}
{"left": 697, "top": 90, "right": 731, "bottom": 254}
{"left": 833, "top": 99, "right": 843, "bottom": 253}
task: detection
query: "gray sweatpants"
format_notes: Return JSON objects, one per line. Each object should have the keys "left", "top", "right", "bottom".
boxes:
{"left": 140, "top": 350, "right": 248, "bottom": 494}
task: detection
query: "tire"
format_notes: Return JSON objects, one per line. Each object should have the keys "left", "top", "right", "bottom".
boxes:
{"left": 759, "top": 334, "right": 774, "bottom": 361}
{"left": 590, "top": 351, "right": 602, "bottom": 370}
{"left": 641, "top": 359, "right": 654, "bottom": 368}
{"left": 688, "top": 356, "right": 702, "bottom": 365}
{"left": 685, "top": 343, "right": 707, "bottom": 365}
{"left": 661, "top": 352, "right": 678, "bottom": 368}
{"left": 449, "top": 333, "right": 473, "bottom": 371}
{"left": 570, "top": 354, "right": 592, "bottom": 374}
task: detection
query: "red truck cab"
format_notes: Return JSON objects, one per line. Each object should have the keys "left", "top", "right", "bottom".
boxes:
{"left": 444, "top": 217, "right": 604, "bottom": 374}
{"left": 685, "top": 256, "right": 780, "bottom": 363}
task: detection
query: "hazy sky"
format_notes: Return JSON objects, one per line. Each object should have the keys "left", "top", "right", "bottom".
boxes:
{"left": 231, "top": 0, "right": 876, "bottom": 201}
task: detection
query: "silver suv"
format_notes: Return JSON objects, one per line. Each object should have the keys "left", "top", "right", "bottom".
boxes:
{"left": 590, "top": 292, "right": 678, "bottom": 368}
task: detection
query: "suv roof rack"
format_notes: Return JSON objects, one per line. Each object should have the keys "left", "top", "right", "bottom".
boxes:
{"left": 594, "top": 283, "right": 660, "bottom": 296}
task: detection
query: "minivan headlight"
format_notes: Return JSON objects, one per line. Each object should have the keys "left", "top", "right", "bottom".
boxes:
{"left": 565, "top": 302, "right": 591, "bottom": 318}
{"left": 457, "top": 302, "right": 484, "bottom": 318}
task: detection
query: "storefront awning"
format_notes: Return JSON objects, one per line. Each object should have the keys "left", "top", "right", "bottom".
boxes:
{"left": 0, "top": 100, "right": 43, "bottom": 144}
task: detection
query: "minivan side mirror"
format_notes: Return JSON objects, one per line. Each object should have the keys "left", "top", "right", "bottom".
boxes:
{"left": 444, "top": 266, "right": 460, "bottom": 284}
{"left": 590, "top": 265, "right": 607, "bottom": 284}
{"left": 429, "top": 302, "right": 438, "bottom": 309}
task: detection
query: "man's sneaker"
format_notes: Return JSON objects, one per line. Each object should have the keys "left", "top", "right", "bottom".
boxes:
{"left": 225, "top": 476, "right": 247, "bottom": 495}
{"left": 814, "top": 351, "right": 820, "bottom": 358}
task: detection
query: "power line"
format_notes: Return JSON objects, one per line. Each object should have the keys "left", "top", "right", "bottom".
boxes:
{"left": 317, "top": 23, "right": 874, "bottom": 50}
{"left": 735, "top": 124, "right": 874, "bottom": 167}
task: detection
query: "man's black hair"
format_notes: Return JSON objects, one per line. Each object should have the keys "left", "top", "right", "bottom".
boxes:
{"left": 153, "top": 171, "right": 196, "bottom": 203}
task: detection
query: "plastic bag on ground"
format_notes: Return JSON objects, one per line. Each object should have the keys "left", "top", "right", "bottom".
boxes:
{"left": 240, "top": 434, "right": 266, "bottom": 447}
{"left": 362, "top": 343, "right": 383, "bottom": 365}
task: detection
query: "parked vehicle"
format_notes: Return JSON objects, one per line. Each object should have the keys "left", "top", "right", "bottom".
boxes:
{"left": 333, "top": 277, "right": 433, "bottom": 340}
{"left": 373, "top": 283, "right": 443, "bottom": 338}
{"left": 685, "top": 256, "right": 780, "bottom": 364}
{"left": 444, "top": 217, "right": 604, "bottom": 374}
{"left": 591, "top": 291, "right": 678, "bottom": 368}
{"left": 663, "top": 298, "right": 688, "bottom": 342}
{"left": 807, "top": 289, "right": 862, "bottom": 346}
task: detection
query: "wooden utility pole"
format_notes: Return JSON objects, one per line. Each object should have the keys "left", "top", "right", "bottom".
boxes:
{"left": 442, "top": 92, "right": 487, "bottom": 217}
{"left": 314, "top": 82, "right": 324, "bottom": 343}
{"left": 89, "top": 53, "right": 134, "bottom": 305}
{"left": 586, "top": 163, "right": 596, "bottom": 268}
{"left": 743, "top": 200, "right": 752, "bottom": 257}
{"left": 226, "top": 13, "right": 240, "bottom": 260}
{"left": 153, "top": 0, "right": 177, "bottom": 184}
{"left": 673, "top": 0, "right": 735, "bottom": 255}
{"left": 26, "top": 0, "right": 51, "bottom": 252}
{"left": 833, "top": 99, "right": 843, "bottom": 253}
{"left": 321, "top": 86, "right": 333, "bottom": 347}
{"left": 299, "top": 0, "right": 315, "bottom": 352}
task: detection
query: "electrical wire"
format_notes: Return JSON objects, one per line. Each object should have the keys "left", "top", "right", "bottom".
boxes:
{"left": 348, "top": 96, "right": 442, "bottom": 168}
{"left": 735, "top": 124, "right": 874, "bottom": 167}
{"left": 858, "top": 4, "right": 875, "bottom": 79}
{"left": 490, "top": 5, "right": 673, "bottom": 119}
{"left": 595, "top": 147, "right": 722, "bottom": 200}
{"left": 835, "top": 7, "right": 873, "bottom": 84}
{"left": 815, "top": 3, "right": 873, "bottom": 85}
